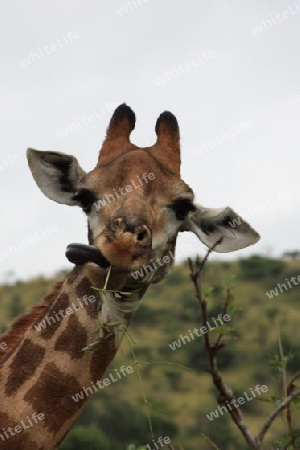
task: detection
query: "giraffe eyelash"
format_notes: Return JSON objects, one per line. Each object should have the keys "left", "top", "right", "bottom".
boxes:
{"left": 169, "top": 199, "right": 196, "bottom": 220}
{"left": 72, "top": 189, "right": 96, "bottom": 213}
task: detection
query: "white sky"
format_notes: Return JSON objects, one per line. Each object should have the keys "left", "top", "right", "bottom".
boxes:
{"left": 1, "top": 0, "right": 299, "bottom": 281}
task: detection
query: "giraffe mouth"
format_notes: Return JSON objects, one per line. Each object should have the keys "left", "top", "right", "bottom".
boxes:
{"left": 65, "top": 243, "right": 110, "bottom": 268}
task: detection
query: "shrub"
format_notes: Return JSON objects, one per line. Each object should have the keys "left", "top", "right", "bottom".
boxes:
{"left": 60, "top": 425, "right": 111, "bottom": 450}
{"left": 239, "top": 256, "right": 286, "bottom": 280}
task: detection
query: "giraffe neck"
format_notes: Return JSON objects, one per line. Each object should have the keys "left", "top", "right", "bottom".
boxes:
{"left": 0, "top": 263, "right": 148, "bottom": 450}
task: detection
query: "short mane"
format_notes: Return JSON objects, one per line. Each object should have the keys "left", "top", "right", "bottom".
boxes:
{"left": 0, "top": 278, "right": 65, "bottom": 365}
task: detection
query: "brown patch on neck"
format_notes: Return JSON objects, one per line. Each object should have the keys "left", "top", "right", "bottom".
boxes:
{"left": 75, "top": 276, "right": 99, "bottom": 318}
{"left": 0, "top": 412, "right": 41, "bottom": 450}
{"left": 0, "top": 278, "right": 65, "bottom": 366}
{"left": 38, "top": 293, "right": 70, "bottom": 340}
{"left": 24, "top": 362, "right": 84, "bottom": 434}
{"left": 5, "top": 339, "right": 45, "bottom": 396}
{"left": 54, "top": 314, "right": 87, "bottom": 359}
{"left": 90, "top": 331, "right": 117, "bottom": 382}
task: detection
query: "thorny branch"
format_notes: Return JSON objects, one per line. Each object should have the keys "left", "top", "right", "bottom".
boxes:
{"left": 188, "top": 241, "right": 300, "bottom": 450}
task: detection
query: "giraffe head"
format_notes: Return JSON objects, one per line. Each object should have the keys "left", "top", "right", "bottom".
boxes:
{"left": 27, "top": 104, "right": 259, "bottom": 273}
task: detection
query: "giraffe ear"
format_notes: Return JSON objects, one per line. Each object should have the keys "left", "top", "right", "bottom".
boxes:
{"left": 184, "top": 205, "right": 260, "bottom": 252}
{"left": 27, "top": 148, "right": 86, "bottom": 205}
{"left": 150, "top": 111, "right": 180, "bottom": 175}
{"left": 97, "top": 103, "right": 136, "bottom": 165}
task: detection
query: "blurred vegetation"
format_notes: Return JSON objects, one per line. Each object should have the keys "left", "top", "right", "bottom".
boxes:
{"left": 0, "top": 255, "right": 299, "bottom": 449}
{"left": 239, "top": 254, "right": 286, "bottom": 280}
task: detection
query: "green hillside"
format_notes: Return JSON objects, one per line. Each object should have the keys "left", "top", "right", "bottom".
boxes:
{"left": 1, "top": 255, "right": 300, "bottom": 449}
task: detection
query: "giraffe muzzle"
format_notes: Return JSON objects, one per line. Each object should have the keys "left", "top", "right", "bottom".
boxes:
{"left": 93, "top": 219, "right": 152, "bottom": 271}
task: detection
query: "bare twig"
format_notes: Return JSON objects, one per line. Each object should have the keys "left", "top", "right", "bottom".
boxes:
{"left": 257, "top": 390, "right": 300, "bottom": 442}
{"left": 200, "top": 432, "right": 221, "bottom": 449}
{"left": 289, "top": 370, "right": 300, "bottom": 386}
{"left": 276, "top": 323, "right": 287, "bottom": 396}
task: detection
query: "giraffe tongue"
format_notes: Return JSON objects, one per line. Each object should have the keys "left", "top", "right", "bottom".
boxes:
{"left": 65, "top": 243, "right": 110, "bottom": 268}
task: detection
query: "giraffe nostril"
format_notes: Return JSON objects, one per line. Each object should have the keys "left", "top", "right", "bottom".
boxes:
{"left": 136, "top": 225, "right": 151, "bottom": 244}
{"left": 137, "top": 231, "right": 146, "bottom": 241}
{"left": 113, "top": 220, "right": 151, "bottom": 244}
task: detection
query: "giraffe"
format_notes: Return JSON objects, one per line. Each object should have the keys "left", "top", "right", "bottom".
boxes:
{"left": 0, "top": 104, "right": 260, "bottom": 449}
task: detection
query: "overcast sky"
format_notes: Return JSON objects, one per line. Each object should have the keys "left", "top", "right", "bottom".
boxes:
{"left": 1, "top": 0, "right": 299, "bottom": 281}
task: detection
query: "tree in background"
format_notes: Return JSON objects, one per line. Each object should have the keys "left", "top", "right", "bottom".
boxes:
{"left": 189, "top": 243, "right": 300, "bottom": 450}
{"left": 9, "top": 293, "right": 23, "bottom": 320}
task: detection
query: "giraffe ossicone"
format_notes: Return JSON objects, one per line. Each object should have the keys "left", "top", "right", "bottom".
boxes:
{"left": 0, "top": 103, "right": 259, "bottom": 450}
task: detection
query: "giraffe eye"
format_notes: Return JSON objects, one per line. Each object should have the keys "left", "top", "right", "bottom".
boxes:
{"left": 72, "top": 189, "right": 96, "bottom": 213}
{"left": 170, "top": 199, "right": 195, "bottom": 220}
